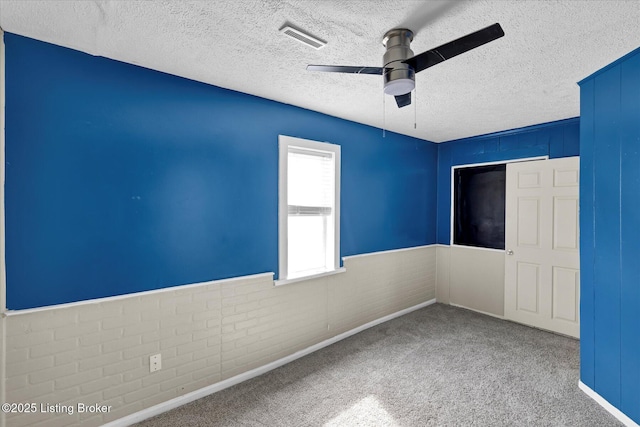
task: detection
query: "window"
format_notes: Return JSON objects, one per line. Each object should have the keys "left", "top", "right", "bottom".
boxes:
{"left": 453, "top": 163, "right": 506, "bottom": 250}
{"left": 278, "top": 135, "right": 341, "bottom": 283}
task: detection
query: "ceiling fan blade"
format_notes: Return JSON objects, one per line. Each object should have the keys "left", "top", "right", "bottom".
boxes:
{"left": 400, "top": 0, "right": 467, "bottom": 35}
{"left": 404, "top": 23, "right": 504, "bottom": 73}
{"left": 307, "top": 65, "right": 385, "bottom": 75}
{"left": 394, "top": 93, "right": 412, "bottom": 108}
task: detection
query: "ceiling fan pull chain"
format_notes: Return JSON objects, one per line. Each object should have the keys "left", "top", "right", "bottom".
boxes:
{"left": 414, "top": 84, "right": 417, "bottom": 129}
{"left": 382, "top": 87, "right": 386, "bottom": 138}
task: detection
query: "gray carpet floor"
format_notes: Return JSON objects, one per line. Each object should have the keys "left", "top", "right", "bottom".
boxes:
{"left": 136, "top": 303, "right": 620, "bottom": 426}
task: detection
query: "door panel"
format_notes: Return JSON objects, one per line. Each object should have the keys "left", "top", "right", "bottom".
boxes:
{"left": 517, "top": 198, "right": 541, "bottom": 247}
{"left": 552, "top": 267, "right": 579, "bottom": 322}
{"left": 553, "top": 197, "right": 579, "bottom": 250}
{"left": 505, "top": 157, "right": 580, "bottom": 337}
{"left": 517, "top": 262, "right": 540, "bottom": 313}
{"left": 518, "top": 170, "right": 542, "bottom": 188}
{"left": 554, "top": 168, "right": 579, "bottom": 187}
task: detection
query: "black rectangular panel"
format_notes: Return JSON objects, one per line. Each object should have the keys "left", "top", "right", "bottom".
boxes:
{"left": 454, "top": 164, "right": 505, "bottom": 250}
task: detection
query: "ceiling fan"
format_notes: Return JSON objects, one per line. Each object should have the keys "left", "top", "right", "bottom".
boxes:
{"left": 307, "top": 23, "right": 504, "bottom": 108}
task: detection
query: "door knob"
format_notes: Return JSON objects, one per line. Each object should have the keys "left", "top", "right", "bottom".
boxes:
{"left": 506, "top": 249, "right": 514, "bottom": 255}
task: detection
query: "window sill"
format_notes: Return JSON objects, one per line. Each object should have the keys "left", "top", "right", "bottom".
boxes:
{"left": 274, "top": 267, "right": 346, "bottom": 287}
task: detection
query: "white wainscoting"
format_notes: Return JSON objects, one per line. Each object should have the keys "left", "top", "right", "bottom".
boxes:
{"left": 3, "top": 245, "right": 436, "bottom": 427}
{"left": 436, "top": 244, "right": 505, "bottom": 317}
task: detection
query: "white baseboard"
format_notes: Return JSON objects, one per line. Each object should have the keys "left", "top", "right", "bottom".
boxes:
{"left": 103, "top": 298, "right": 437, "bottom": 427}
{"left": 449, "top": 302, "right": 504, "bottom": 319}
{"left": 579, "top": 381, "right": 639, "bottom": 427}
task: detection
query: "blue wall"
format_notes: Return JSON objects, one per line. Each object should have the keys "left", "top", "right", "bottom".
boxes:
{"left": 579, "top": 46, "right": 640, "bottom": 424}
{"left": 4, "top": 33, "right": 437, "bottom": 309}
{"left": 435, "top": 119, "right": 580, "bottom": 244}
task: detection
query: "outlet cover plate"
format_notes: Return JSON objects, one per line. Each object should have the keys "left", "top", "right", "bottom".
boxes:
{"left": 150, "top": 354, "right": 161, "bottom": 372}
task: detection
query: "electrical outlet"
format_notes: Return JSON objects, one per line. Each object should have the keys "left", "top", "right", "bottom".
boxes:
{"left": 150, "top": 354, "right": 161, "bottom": 372}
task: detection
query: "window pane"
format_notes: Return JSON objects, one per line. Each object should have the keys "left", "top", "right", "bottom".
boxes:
{"left": 288, "top": 215, "right": 327, "bottom": 277}
{"left": 288, "top": 150, "right": 334, "bottom": 208}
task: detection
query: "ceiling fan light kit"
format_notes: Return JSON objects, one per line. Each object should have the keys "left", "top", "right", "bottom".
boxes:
{"left": 383, "top": 78, "right": 415, "bottom": 96}
{"left": 307, "top": 23, "right": 504, "bottom": 109}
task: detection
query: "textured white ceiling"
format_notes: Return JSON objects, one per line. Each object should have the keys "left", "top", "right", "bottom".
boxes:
{"left": 1, "top": 0, "right": 639, "bottom": 142}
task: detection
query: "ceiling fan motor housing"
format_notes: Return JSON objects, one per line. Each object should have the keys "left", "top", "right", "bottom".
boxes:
{"left": 382, "top": 29, "right": 415, "bottom": 96}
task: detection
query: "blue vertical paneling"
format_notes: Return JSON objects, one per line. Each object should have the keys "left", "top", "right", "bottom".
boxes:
{"left": 498, "top": 134, "right": 519, "bottom": 151}
{"left": 535, "top": 128, "right": 552, "bottom": 154}
{"left": 548, "top": 126, "right": 566, "bottom": 158}
{"left": 436, "top": 143, "right": 452, "bottom": 244}
{"left": 435, "top": 119, "right": 580, "bottom": 244}
{"left": 517, "top": 131, "right": 538, "bottom": 148}
{"left": 580, "top": 45, "right": 640, "bottom": 425}
{"left": 579, "top": 78, "right": 595, "bottom": 388}
{"left": 592, "top": 66, "right": 622, "bottom": 406}
{"left": 563, "top": 123, "right": 580, "bottom": 156}
{"left": 619, "top": 52, "right": 640, "bottom": 422}
{"left": 483, "top": 137, "right": 499, "bottom": 153}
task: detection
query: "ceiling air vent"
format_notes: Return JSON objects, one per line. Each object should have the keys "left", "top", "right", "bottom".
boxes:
{"left": 280, "top": 26, "right": 326, "bottom": 50}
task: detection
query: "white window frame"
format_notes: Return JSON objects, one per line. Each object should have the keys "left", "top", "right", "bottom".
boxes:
{"left": 276, "top": 135, "right": 344, "bottom": 286}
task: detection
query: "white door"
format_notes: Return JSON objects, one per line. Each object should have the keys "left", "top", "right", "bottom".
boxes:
{"left": 504, "top": 157, "right": 580, "bottom": 338}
